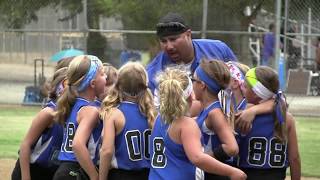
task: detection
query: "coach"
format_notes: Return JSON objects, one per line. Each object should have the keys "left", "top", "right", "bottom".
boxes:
{"left": 146, "top": 12, "right": 237, "bottom": 93}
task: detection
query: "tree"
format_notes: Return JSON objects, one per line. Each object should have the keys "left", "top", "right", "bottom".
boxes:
{"left": 0, "top": 0, "right": 274, "bottom": 64}
{"left": 0, "top": 0, "right": 111, "bottom": 61}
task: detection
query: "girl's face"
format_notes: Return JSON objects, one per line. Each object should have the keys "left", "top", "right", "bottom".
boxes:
{"left": 93, "top": 67, "right": 107, "bottom": 98}
{"left": 192, "top": 74, "right": 204, "bottom": 101}
{"left": 229, "top": 78, "right": 246, "bottom": 97}
{"left": 243, "top": 80, "right": 260, "bottom": 104}
{"left": 229, "top": 78, "right": 239, "bottom": 91}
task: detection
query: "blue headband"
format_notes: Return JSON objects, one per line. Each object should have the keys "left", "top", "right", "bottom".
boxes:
{"left": 77, "top": 55, "right": 102, "bottom": 92}
{"left": 195, "top": 66, "right": 222, "bottom": 94}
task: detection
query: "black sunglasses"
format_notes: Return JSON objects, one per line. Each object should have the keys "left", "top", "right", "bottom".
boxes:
{"left": 190, "top": 77, "right": 201, "bottom": 83}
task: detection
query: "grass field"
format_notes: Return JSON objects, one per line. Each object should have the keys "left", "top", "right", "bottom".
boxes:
{"left": 0, "top": 105, "right": 319, "bottom": 178}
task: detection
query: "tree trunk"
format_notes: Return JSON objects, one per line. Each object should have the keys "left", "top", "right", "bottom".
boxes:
{"left": 86, "top": 1, "right": 107, "bottom": 62}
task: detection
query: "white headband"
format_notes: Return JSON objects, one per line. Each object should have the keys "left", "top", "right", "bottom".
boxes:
{"left": 154, "top": 76, "right": 193, "bottom": 110}
{"left": 252, "top": 81, "right": 275, "bottom": 101}
{"left": 183, "top": 76, "right": 193, "bottom": 99}
{"left": 226, "top": 61, "right": 245, "bottom": 84}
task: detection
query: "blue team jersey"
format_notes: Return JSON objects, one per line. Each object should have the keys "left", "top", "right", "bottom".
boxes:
{"left": 238, "top": 113, "right": 289, "bottom": 169}
{"left": 45, "top": 100, "right": 57, "bottom": 109}
{"left": 146, "top": 39, "right": 237, "bottom": 93}
{"left": 93, "top": 99, "right": 102, "bottom": 107}
{"left": 92, "top": 99, "right": 103, "bottom": 165}
{"left": 111, "top": 101, "right": 151, "bottom": 170}
{"left": 58, "top": 98, "right": 103, "bottom": 165}
{"left": 29, "top": 100, "right": 63, "bottom": 168}
{"left": 196, "top": 101, "right": 221, "bottom": 154}
{"left": 149, "top": 116, "right": 204, "bottom": 180}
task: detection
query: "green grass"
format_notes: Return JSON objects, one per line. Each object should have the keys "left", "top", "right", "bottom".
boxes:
{"left": 295, "top": 117, "right": 320, "bottom": 177}
{"left": 0, "top": 106, "right": 40, "bottom": 158}
{"left": 0, "top": 106, "right": 319, "bottom": 177}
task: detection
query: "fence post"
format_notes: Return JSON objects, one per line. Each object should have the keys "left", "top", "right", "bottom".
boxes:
{"left": 23, "top": 33, "right": 27, "bottom": 64}
{"left": 307, "top": 8, "right": 312, "bottom": 59}
{"left": 300, "top": 24, "right": 304, "bottom": 69}
{"left": 83, "top": 0, "right": 88, "bottom": 52}
{"left": 201, "top": 0, "right": 208, "bottom": 39}
{"left": 275, "top": 0, "right": 282, "bottom": 71}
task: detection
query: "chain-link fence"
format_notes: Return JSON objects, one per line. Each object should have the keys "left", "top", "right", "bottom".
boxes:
{"left": 285, "top": 0, "right": 320, "bottom": 70}
{"left": 0, "top": 0, "right": 320, "bottom": 105}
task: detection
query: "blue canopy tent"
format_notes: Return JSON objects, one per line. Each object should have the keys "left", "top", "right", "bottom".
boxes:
{"left": 51, "top": 48, "right": 84, "bottom": 62}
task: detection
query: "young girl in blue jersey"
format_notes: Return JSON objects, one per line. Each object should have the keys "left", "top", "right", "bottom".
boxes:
{"left": 11, "top": 67, "right": 67, "bottom": 180}
{"left": 99, "top": 62, "right": 155, "bottom": 180}
{"left": 208, "top": 61, "right": 250, "bottom": 179}
{"left": 53, "top": 55, "right": 106, "bottom": 180}
{"left": 149, "top": 68, "right": 246, "bottom": 180}
{"left": 239, "top": 66, "right": 300, "bottom": 180}
{"left": 191, "top": 60, "right": 241, "bottom": 179}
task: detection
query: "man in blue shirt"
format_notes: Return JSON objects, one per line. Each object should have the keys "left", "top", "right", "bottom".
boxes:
{"left": 146, "top": 12, "right": 237, "bottom": 93}
{"left": 262, "top": 23, "right": 276, "bottom": 67}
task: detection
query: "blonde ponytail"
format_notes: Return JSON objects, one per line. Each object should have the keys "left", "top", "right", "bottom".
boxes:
{"left": 138, "top": 88, "right": 156, "bottom": 128}
{"left": 101, "top": 85, "right": 121, "bottom": 119}
{"left": 158, "top": 68, "right": 189, "bottom": 124}
{"left": 55, "top": 85, "right": 78, "bottom": 125}
{"left": 101, "top": 61, "right": 156, "bottom": 127}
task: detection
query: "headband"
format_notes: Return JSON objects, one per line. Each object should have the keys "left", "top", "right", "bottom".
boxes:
{"left": 226, "top": 61, "right": 245, "bottom": 84}
{"left": 77, "top": 55, "right": 102, "bottom": 92}
{"left": 195, "top": 66, "right": 222, "bottom": 94}
{"left": 245, "top": 68, "right": 274, "bottom": 100}
{"left": 154, "top": 76, "right": 193, "bottom": 110}
{"left": 245, "top": 68, "right": 286, "bottom": 124}
{"left": 156, "top": 21, "right": 189, "bottom": 38}
{"left": 183, "top": 76, "right": 193, "bottom": 99}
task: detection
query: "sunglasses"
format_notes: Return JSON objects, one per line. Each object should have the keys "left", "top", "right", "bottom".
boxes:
{"left": 190, "top": 77, "right": 201, "bottom": 83}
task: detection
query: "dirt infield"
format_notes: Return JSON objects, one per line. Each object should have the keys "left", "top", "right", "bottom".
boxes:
{"left": 0, "top": 159, "right": 16, "bottom": 180}
{"left": 0, "top": 159, "right": 319, "bottom": 180}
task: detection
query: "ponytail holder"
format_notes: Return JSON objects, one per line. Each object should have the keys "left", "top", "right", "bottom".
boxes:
{"left": 274, "top": 90, "right": 285, "bottom": 124}
{"left": 183, "top": 77, "right": 193, "bottom": 99}
{"left": 55, "top": 81, "right": 64, "bottom": 96}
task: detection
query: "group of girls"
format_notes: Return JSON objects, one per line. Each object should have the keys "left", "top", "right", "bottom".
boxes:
{"left": 12, "top": 55, "right": 300, "bottom": 180}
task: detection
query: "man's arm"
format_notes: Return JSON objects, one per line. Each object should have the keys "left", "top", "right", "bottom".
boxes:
{"left": 221, "top": 42, "right": 237, "bottom": 61}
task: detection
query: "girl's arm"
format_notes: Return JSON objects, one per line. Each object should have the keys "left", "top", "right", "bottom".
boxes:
{"left": 209, "top": 109, "right": 238, "bottom": 157}
{"left": 181, "top": 118, "right": 246, "bottom": 180}
{"left": 99, "top": 109, "right": 123, "bottom": 180}
{"left": 19, "top": 107, "right": 54, "bottom": 180}
{"left": 235, "top": 99, "right": 274, "bottom": 134}
{"left": 73, "top": 106, "right": 99, "bottom": 180}
{"left": 286, "top": 113, "right": 301, "bottom": 180}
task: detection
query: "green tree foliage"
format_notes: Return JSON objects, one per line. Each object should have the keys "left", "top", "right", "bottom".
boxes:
{"left": 0, "top": 0, "right": 275, "bottom": 62}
